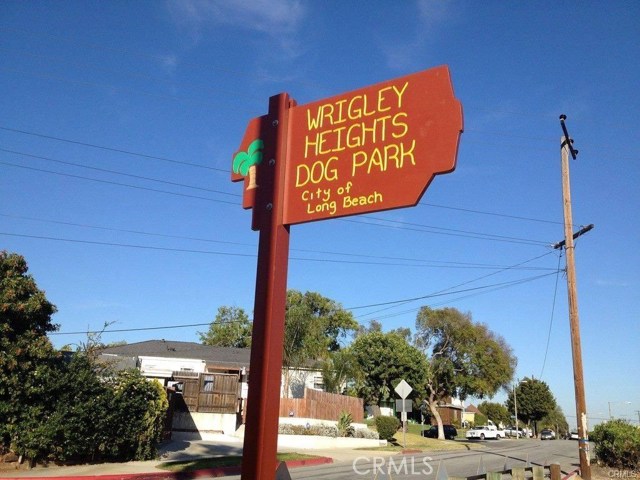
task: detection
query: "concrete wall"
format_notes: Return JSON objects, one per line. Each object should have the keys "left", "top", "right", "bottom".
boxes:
{"left": 172, "top": 411, "right": 238, "bottom": 437}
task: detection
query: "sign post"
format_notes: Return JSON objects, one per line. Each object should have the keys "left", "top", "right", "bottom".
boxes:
{"left": 232, "top": 66, "right": 463, "bottom": 480}
{"left": 394, "top": 380, "right": 413, "bottom": 448}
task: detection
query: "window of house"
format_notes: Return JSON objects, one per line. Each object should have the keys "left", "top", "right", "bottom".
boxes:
{"left": 202, "top": 375, "right": 215, "bottom": 392}
{"left": 313, "top": 375, "right": 324, "bottom": 390}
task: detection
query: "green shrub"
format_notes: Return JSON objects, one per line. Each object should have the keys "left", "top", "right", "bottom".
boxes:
{"left": 337, "top": 411, "right": 355, "bottom": 437}
{"left": 375, "top": 415, "right": 400, "bottom": 441}
{"left": 591, "top": 419, "right": 640, "bottom": 469}
{"left": 9, "top": 355, "right": 168, "bottom": 464}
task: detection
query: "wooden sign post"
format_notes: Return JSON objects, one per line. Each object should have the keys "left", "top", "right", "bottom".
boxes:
{"left": 232, "top": 66, "right": 463, "bottom": 480}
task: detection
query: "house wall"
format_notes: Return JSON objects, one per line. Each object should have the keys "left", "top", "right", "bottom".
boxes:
{"left": 280, "top": 368, "right": 324, "bottom": 398}
{"left": 139, "top": 356, "right": 206, "bottom": 381}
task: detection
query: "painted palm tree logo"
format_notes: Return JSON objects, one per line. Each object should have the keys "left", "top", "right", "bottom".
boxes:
{"left": 233, "top": 139, "right": 264, "bottom": 190}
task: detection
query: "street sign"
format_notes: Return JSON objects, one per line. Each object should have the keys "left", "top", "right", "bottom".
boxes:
{"left": 283, "top": 66, "right": 463, "bottom": 225}
{"left": 396, "top": 399, "right": 412, "bottom": 412}
{"left": 394, "top": 379, "right": 413, "bottom": 399}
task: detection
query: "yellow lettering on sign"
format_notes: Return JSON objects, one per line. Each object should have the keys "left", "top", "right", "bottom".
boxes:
{"left": 343, "top": 191, "right": 383, "bottom": 209}
{"left": 296, "top": 157, "right": 339, "bottom": 187}
{"left": 351, "top": 140, "right": 416, "bottom": 177}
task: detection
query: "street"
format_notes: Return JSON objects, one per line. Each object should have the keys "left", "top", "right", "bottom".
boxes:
{"left": 222, "top": 438, "right": 582, "bottom": 480}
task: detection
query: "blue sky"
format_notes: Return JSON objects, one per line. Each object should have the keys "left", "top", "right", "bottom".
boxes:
{"left": 1, "top": 1, "right": 638, "bottom": 428}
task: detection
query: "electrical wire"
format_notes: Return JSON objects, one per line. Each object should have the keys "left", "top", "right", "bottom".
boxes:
{"left": 0, "top": 124, "right": 572, "bottom": 226}
{"left": 346, "top": 216, "right": 550, "bottom": 246}
{"left": 49, "top": 272, "right": 559, "bottom": 337}
{"left": 0, "top": 160, "right": 238, "bottom": 205}
{"left": 49, "top": 321, "right": 228, "bottom": 336}
{"left": 0, "top": 125, "right": 223, "bottom": 172}
{"left": 419, "top": 202, "right": 565, "bottom": 226}
{"left": 539, "top": 251, "right": 565, "bottom": 379}
{"left": 347, "top": 251, "right": 555, "bottom": 312}
{"left": 0, "top": 231, "right": 560, "bottom": 271}
{"left": 0, "top": 213, "right": 560, "bottom": 271}
{"left": 0, "top": 148, "right": 240, "bottom": 197}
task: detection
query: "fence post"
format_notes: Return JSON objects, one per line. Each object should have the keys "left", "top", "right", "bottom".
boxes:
{"left": 511, "top": 467, "right": 526, "bottom": 480}
{"left": 550, "top": 463, "right": 562, "bottom": 480}
{"left": 532, "top": 466, "right": 545, "bottom": 480}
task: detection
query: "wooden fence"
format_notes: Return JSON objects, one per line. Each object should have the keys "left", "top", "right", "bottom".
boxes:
{"left": 173, "top": 372, "right": 239, "bottom": 414}
{"left": 451, "top": 464, "right": 576, "bottom": 480}
{"left": 279, "top": 388, "right": 364, "bottom": 422}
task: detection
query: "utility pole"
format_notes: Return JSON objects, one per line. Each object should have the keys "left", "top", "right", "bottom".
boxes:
{"left": 514, "top": 382, "right": 519, "bottom": 439}
{"left": 558, "top": 114, "right": 591, "bottom": 480}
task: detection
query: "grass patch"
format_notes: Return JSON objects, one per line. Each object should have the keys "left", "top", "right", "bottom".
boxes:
{"left": 158, "top": 452, "right": 320, "bottom": 472}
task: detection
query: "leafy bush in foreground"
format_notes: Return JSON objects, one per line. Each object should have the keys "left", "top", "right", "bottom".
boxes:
{"left": 591, "top": 419, "right": 640, "bottom": 469}
{"left": 375, "top": 415, "right": 401, "bottom": 441}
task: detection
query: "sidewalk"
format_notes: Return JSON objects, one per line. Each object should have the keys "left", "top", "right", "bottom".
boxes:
{"left": 0, "top": 435, "right": 389, "bottom": 479}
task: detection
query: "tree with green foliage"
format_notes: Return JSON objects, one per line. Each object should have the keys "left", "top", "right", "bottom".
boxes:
{"left": 414, "top": 307, "right": 517, "bottom": 440}
{"left": 539, "top": 404, "right": 569, "bottom": 437}
{"left": 477, "top": 401, "right": 511, "bottom": 426}
{"left": 320, "top": 349, "right": 362, "bottom": 395}
{"left": 1, "top": 251, "right": 168, "bottom": 465}
{"left": 355, "top": 319, "right": 382, "bottom": 337}
{"left": 506, "top": 377, "right": 556, "bottom": 436}
{"left": 282, "top": 290, "right": 358, "bottom": 396}
{"left": 199, "top": 306, "right": 252, "bottom": 348}
{"left": 0, "top": 250, "right": 59, "bottom": 452}
{"left": 349, "top": 331, "right": 428, "bottom": 406}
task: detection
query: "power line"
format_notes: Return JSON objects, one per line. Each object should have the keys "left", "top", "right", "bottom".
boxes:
{"left": 348, "top": 270, "right": 560, "bottom": 311}
{"left": 348, "top": 251, "right": 555, "bottom": 312}
{"left": 0, "top": 124, "right": 571, "bottom": 226}
{"left": 49, "top": 273, "right": 558, "bottom": 337}
{"left": 1, "top": 213, "right": 560, "bottom": 271}
{"left": 347, "top": 215, "right": 551, "bottom": 246}
{"left": 356, "top": 270, "right": 559, "bottom": 322}
{"left": 0, "top": 160, "right": 238, "bottom": 205}
{"left": 419, "top": 202, "right": 565, "bottom": 226}
{"left": 0, "top": 148, "right": 240, "bottom": 197}
{"left": 48, "top": 321, "right": 246, "bottom": 336}
{"left": 0, "top": 125, "right": 224, "bottom": 172}
{"left": 539, "top": 252, "right": 564, "bottom": 379}
{"left": 0, "top": 230, "right": 560, "bottom": 271}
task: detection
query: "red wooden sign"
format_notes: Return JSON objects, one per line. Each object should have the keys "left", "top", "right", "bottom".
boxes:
{"left": 284, "top": 65, "right": 463, "bottom": 224}
{"left": 232, "top": 65, "right": 463, "bottom": 227}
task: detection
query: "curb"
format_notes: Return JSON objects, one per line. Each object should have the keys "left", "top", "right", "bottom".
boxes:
{"left": 0, "top": 457, "right": 334, "bottom": 480}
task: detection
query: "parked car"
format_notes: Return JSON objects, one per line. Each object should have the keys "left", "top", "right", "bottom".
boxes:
{"left": 570, "top": 431, "right": 579, "bottom": 440}
{"left": 540, "top": 429, "right": 555, "bottom": 440}
{"left": 466, "top": 426, "right": 499, "bottom": 440}
{"left": 422, "top": 424, "right": 458, "bottom": 440}
{"left": 504, "top": 426, "right": 523, "bottom": 438}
